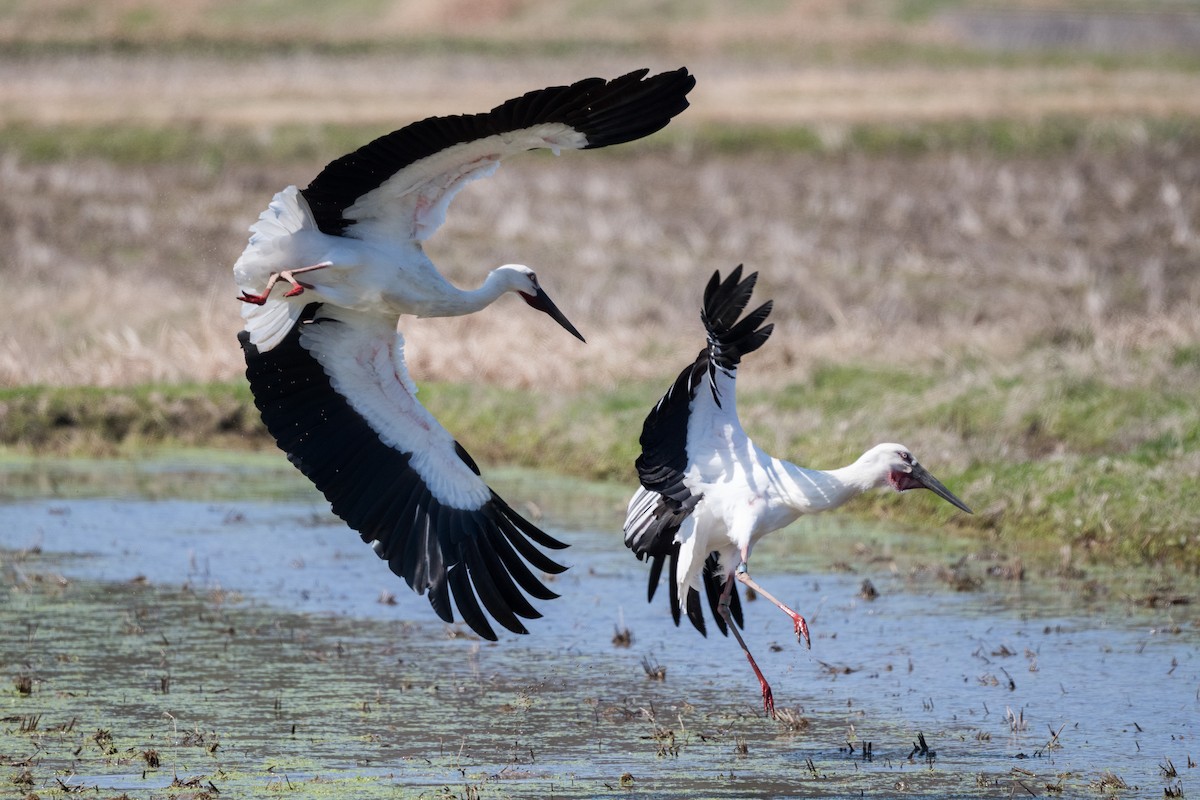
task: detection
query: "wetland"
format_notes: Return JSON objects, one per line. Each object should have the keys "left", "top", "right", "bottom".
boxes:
{"left": 2, "top": 2, "right": 1200, "bottom": 796}
{"left": 1, "top": 457, "right": 1197, "bottom": 798}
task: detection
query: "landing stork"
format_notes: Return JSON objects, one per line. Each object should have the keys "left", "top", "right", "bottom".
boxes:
{"left": 623, "top": 267, "right": 971, "bottom": 715}
{"left": 235, "top": 68, "right": 695, "bottom": 641}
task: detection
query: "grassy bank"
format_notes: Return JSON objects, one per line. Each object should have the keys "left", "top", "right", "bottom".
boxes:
{"left": 5, "top": 114, "right": 1199, "bottom": 168}
{"left": 4, "top": 341, "right": 1199, "bottom": 575}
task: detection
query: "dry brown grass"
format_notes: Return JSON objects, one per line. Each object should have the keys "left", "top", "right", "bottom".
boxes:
{"left": 3, "top": 134, "right": 1197, "bottom": 392}
{"left": 0, "top": 4, "right": 1197, "bottom": 392}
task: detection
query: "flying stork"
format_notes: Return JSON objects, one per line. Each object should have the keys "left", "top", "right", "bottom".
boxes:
{"left": 623, "top": 267, "right": 971, "bottom": 715}
{"left": 234, "top": 68, "right": 695, "bottom": 641}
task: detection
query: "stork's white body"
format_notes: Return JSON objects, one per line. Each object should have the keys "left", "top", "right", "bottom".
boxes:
{"left": 234, "top": 124, "right": 593, "bottom": 346}
{"left": 623, "top": 267, "right": 971, "bottom": 715}
{"left": 234, "top": 185, "right": 540, "bottom": 351}
{"left": 630, "top": 375, "right": 905, "bottom": 609}
{"left": 665, "top": 451, "right": 855, "bottom": 600}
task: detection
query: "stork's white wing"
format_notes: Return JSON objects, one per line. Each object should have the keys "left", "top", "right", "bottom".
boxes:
{"left": 345, "top": 126, "right": 583, "bottom": 244}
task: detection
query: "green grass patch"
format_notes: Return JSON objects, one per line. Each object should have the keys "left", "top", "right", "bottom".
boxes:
{"left": 0, "top": 121, "right": 396, "bottom": 167}
{"left": 848, "top": 115, "right": 1193, "bottom": 157}
{"left": 417, "top": 381, "right": 651, "bottom": 483}
{"left": 205, "top": 0, "right": 392, "bottom": 31}
{"left": 0, "top": 122, "right": 221, "bottom": 165}
{"left": 0, "top": 32, "right": 647, "bottom": 61}
{"left": 0, "top": 383, "right": 260, "bottom": 455}
{"left": 687, "top": 115, "right": 1200, "bottom": 159}
{"left": 5, "top": 351, "right": 1200, "bottom": 574}
{"left": 5, "top": 114, "right": 1195, "bottom": 171}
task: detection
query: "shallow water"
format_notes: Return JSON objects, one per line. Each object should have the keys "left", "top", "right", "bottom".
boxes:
{"left": 1, "top": 457, "right": 1197, "bottom": 798}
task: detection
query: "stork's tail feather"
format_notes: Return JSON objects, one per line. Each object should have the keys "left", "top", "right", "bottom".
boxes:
{"left": 247, "top": 185, "right": 316, "bottom": 244}
{"left": 648, "top": 550, "right": 743, "bottom": 638}
{"left": 702, "top": 554, "right": 744, "bottom": 636}
{"left": 233, "top": 186, "right": 318, "bottom": 353}
{"left": 701, "top": 265, "right": 774, "bottom": 376}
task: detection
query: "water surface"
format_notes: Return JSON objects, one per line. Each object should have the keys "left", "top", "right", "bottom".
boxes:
{"left": 1, "top": 456, "right": 1196, "bottom": 798}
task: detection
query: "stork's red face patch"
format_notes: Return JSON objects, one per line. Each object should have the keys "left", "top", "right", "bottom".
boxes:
{"left": 889, "top": 469, "right": 920, "bottom": 492}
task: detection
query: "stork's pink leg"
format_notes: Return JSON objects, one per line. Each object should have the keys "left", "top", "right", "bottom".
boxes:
{"left": 238, "top": 262, "right": 332, "bottom": 305}
{"left": 718, "top": 572, "right": 775, "bottom": 718}
{"left": 736, "top": 561, "right": 811, "bottom": 649}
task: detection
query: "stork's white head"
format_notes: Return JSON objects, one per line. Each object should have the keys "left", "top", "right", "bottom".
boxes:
{"left": 859, "top": 443, "right": 972, "bottom": 513}
{"left": 492, "top": 264, "right": 586, "bottom": 342}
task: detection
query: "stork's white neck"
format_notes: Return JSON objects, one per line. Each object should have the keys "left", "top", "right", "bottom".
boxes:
{"left": 776, "top": 452, "right": 889, "bottom": 515}
{"left": 422, "top": 265, "right": 526, "bottom": 317}
{"left": 455, "top": 272, "right": 514, "bottom": 315}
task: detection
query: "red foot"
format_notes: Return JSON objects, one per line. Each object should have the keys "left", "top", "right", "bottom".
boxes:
{"left": 747, "top": 653, "right": 776, "bottom": 718}
{"left": 282, "top": 281, "right": 314, "bottom": 298}
{"left": 761, "top": 680, "right": 776, "bottom": 718}
{"left": 238, "top": 263, "right": 329, "bottom": 305}
{"left": 793, "top": 614, "right": 811, "bottom": 649}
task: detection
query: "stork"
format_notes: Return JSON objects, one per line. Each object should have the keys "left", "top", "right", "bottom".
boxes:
{"left": 234, "top": 68, "right": 695, "bottom": 641}
{"left": 623, "top": 267, "right": 971, "bottom": 715}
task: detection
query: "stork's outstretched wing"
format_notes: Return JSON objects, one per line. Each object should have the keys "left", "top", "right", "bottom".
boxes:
{"left": 301, "top": 68, "right": 695, "bottom": 244}
{"left": 240, "top": 304, "right": 567, "bottom": 641}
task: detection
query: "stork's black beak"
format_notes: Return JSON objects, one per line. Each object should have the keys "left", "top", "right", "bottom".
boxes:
{"left": 519, "top": 287, "right": 586, "bottom": 342}
{"left": 909, "top": 462, "right": 973, "bottom": 514}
